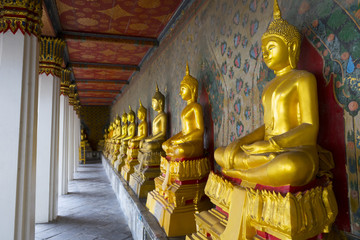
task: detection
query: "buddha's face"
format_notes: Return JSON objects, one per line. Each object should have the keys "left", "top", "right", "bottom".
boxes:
{"left": 180, "top": 83, "right": 192, "bottom": 101}
{"left": 137, "top": 110, "right": 145, "bottom": 120}
{"left": 261, "top": 36, "right": 290, "bottom": 71}
{"left": 128, "top": 114, "right": 134, "bottom": 122}
{"left": 152, "top": 99, "right": 160, "bottom": 111}
{"left": 122, "top": 115, "right": 127, "bottom": 123}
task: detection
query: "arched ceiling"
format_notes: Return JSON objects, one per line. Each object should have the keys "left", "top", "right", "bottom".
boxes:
{"left": 41, "top": 0, "right": 187, "bottom": 106}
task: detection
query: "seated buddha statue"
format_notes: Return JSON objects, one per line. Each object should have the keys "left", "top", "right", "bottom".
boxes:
{"left": 114, "top": 107, "right": 136, "bottom": 171}
{"left": 162, "top": 64, "right": 204, "bottom": 158}
{"left": 123, "top": 100, "right": 148, "bottom": 181}
{"left": 122, "top": 106, "right": 136, "bottom": 143}
{"left": 189, "top": 2, "right": 337, "bottom": 240}
{"left": 129, "top": 85, "right": 167, "bottom": 198}
{"left": 113, "top": 111, "right": 128, "bottom": 167}
{"left": 128, "top": 99, "right": 148, "bottom": 148}
{"left": 214, "top": 0, "right": 319, "bottom": 187}
{"left": 141, "top": 84, "right": 167, "bottom": 152}
{"left": 113, "top": 114, "right": 121, "bottom": 139}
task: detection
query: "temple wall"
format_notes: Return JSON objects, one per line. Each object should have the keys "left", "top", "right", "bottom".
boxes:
{"left": 80, "top": 106, "right": 110, "bottom": 150}
{"left": 111, "top": 0, "right": 360, "bottom": 235}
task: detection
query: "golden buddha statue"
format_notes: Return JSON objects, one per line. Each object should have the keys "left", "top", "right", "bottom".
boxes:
{"left": 114, "top": 107, "right": 136, "bottom": 172}
{"left": 113, "top": 111, "right": 128, "bottom": 168}
{"left": 113, "top": 114, "right": 121, "bottom": 139}
{"left": 122, "top": 100, "right": 148, "bottom": 181}
{"left": 129, "top": 100, "right": 148, "bottom": 147}
{"left": 141, "top": 84, "right": 167, "bottom": 151}
{"left": 110, "top": 115, "right": 122, "bottom": 164}
{"left": 188, "top": 1, "right": 337, "bottom": 239}
{"left": 162, "top": 64, "right": 204, "bottom": 158}
{"left": 129, "top": 84, "right": 167, "bottom": 198}
{"left": 147, "top": 64, "right": 211, "bottom": 237}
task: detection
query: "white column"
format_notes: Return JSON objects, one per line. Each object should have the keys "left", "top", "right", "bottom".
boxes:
{"left": 0, "top": 32, "right": 39, "bottom": 240}
{"left": 68, "top": 105, "right": 75, "bottom": 181}
{"left": 58, "top": 94, "right": 69, "bottom": 195}
{"left": 35, "top": 74, "right": 60, "bottom": 223}
{"left": 74, "top": 114, "right": 80, "bottom": 170}
{"left": 35, "top": 37, "right": 64, "bottom": 223}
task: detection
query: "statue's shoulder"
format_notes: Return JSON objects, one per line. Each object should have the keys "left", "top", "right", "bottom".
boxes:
{"left": 293, "top": 69, "right": 316, "bottom": 84}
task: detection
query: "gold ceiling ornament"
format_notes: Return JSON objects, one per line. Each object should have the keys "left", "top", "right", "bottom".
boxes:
{"left": 39, "top": 37, "right": 66, "bottom": 77}
{"left": 261, "top": 0, "right": 301, "bottom": 47}
{"left": 60, "top": 68, "right": 71, "bottom": 96}
{"left": 0, "top": 0, "right": 43, "bottom": 37}
{"left": 68, "top": 84, "right": 76, "bottom": 106}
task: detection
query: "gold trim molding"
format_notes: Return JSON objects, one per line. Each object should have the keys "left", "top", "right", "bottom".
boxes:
{"left": 39, "top": 37, "right": 65, "bottom": 77}
{"left": 0, "top": 0, "right": 42, "bottom": 37}
{"left": 61, "top": 69, "right": 71, "bottom": 96}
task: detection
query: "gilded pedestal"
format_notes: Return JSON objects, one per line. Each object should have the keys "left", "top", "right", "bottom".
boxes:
{"left": 114, "top": 140, "right": 128, "bottom": 172}
{"left": 129, "top": 149, "right": 163, "bottom": 198}
{"left": 146, "top": 155, "right": 212, "bottom": 237}
{"left": 121, "top": 143, "right": 140, "bottom": 182}
{"left": 187, "top": 172, "right": 337, "bottom": 240}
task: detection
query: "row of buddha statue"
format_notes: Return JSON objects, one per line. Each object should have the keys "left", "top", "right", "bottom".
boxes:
{"left": 102, "top": 1, "right": 338, "bottom": 239}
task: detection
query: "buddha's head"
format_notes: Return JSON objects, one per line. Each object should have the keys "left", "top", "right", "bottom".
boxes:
{"left": 180, "top": 63, "right": 198, "bottom": 102}
{"left": 128, "top": 106, "right": 135, "bottom": 123}
{"left": 152, "top": 83, "right": 165, "bottom": 112}
{"left": 121, "top": 110, "right": 128, "bottom": 124}
{"left": 261, "top": 0, "right": 301, "bottom": 71}
{"left": 115, "top": 114, "right": 120, "bottom": 125}
{"left": 137, "top": 99, "right": 147, "bottom": 121}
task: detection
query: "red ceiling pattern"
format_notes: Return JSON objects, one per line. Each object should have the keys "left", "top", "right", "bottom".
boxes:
{"left": 66, "top": 38, "right": 152, "bottom": 65}
{"left": 76, "top": 82, "right": 124, "bottom": 91}
{"left": 73, "top": 67, "right": 134, "bottom": 80}
{"left": 44, "top": 0, "right": 185, "bottom": 105}
{"left": 57, "top": 0, "right": 182, "bottom": 38}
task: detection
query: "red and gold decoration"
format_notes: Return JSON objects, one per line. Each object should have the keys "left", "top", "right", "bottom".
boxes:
{"left": 39, "top": 37, "right": 66, "bottom": 77}
{"left": 61, "top": 68, "right": 71, "bottom": 96}
{"left": 66, "top": 38, "right": 152, "bottom": 66}
{"left": 56, "top": 0, "right": 182, "bottom": 38}
{"left": 0, "top": 0, "right": 42, "bottom": 37}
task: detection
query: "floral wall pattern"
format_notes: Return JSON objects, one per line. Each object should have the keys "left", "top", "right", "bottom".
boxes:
{"left": 111, "top": 0, "right": 360, "bottom": 235}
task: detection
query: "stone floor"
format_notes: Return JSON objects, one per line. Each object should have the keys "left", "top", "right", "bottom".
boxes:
{"left": 35, "top": 162, "right": 133, "bottom": 240}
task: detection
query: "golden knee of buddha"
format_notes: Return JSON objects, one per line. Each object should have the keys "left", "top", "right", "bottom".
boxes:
{"left": 215, "top": 1, "right": 319, "bottom": 187}
{"left": 129, "top": 100, "right": 148, "bottom": 148}
{"left": 162, "top": 63, "right": 204, "bottom": 159}
{"left": 141, "top": 84, "right": 167, "bottom": 152}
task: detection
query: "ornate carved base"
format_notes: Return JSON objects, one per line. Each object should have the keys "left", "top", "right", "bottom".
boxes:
{"left": 121, "top": 157, "right": 139, "bottom": 182}
{"left": 146, "top": 155, "right": 211, "bottom": 237}
{"left": 187, "top": 172, "right": 338, "bottom": 240}
{"left": 129, "top": 150, "right": 162, "bottom": 198}
{"left": 113, "top": 154, "right": 126, "bottom": 172}
{"left": 121, "top": 146, "right": 140, "bottom": 182}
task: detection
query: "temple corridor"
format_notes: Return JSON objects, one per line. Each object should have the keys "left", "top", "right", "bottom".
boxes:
{"left": 35, "top": 163, "right": 132, "bottom": 240}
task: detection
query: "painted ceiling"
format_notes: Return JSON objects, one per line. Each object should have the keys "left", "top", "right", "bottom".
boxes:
{"left": 41, "top": 0, "right": 185, "bottom": 105}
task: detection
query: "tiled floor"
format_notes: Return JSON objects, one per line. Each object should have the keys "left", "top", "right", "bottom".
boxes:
{"left": 35, "top": 163, "right": 133, "bottom": 240}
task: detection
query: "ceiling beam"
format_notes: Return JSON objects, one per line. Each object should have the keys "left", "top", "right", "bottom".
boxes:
{"left": 75, "top": 79, "right": 129, "bottom": 84}
{"left": 62, "top": 31, "right": 159, "bottom": 46}
{"left": 71, "top": 62, "right": 140, "bottom": 71}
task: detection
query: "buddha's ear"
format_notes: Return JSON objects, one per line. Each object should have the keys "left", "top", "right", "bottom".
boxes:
{"left": 288, "top": 42, "right": 298, "bottom": 69}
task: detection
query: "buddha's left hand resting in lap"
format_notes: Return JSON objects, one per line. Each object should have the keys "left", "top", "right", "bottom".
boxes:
{"left": 215, "top": 4, "right": 319, "bottom": 187}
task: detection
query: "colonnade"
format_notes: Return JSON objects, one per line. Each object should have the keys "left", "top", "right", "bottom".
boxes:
{"left": 0, "top": 1, "right": 81, "bottom": 239}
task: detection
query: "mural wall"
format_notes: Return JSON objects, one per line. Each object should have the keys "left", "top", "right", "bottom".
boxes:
{"left": 111, "top": 0, "right": 360, "bottom": 235}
